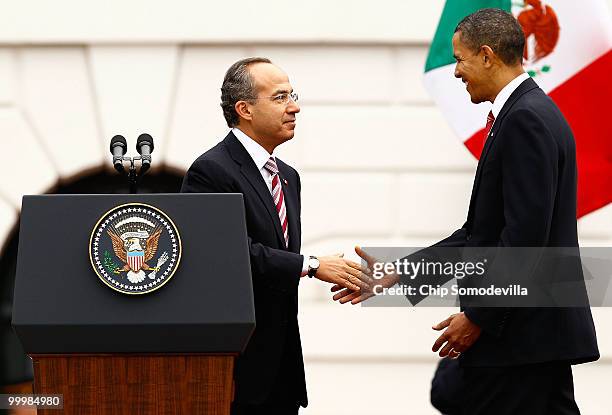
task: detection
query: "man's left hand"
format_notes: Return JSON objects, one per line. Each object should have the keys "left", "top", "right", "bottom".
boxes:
{"left": 432, "top": 312, "right": 481, "bottom": 358}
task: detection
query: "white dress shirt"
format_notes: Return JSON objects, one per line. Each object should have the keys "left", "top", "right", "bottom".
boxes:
{"left": 233, "top": 127, "right": 276, "bottom": 193}
{"left": 490, "top": 72, "right": 531, "bottom": 126}
{"left": 232, "top": 128, "right": 310, "bottom": 276}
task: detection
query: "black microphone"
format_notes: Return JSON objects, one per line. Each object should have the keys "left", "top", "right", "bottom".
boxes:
{"left": 136, "top": 133, "right": 154, "bottom": 172}
{"left": 110, "top": 135, "right": 127, "bottom": 172}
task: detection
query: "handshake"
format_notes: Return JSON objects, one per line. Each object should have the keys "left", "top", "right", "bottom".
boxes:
{"left": 311, "top": 246, "right": 399, "bottom": 305}
{"left": 311, "top": 246, "right": 481, "bottom": 358}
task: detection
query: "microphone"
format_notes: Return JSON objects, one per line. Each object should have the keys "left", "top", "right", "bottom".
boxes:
{"left": 110, "top": 135, "right": 127, "bottom": 172}
{"left": 136, "top": 133, "right": 154, "bottom": 172}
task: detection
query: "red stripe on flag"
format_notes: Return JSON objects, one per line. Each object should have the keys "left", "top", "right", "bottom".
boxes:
{"left": 549, "top": 50, "right": 612, "bottom": 218}
{"left": 463, "top": 49, "right": 612, "bottom": 218}
{"left": 465, "top": 128, "right": 487, "bottom": 159}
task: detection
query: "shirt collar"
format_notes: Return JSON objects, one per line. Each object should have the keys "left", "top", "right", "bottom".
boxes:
{"left": 491, "top": 72, "right": 530, "bottom": 119}
{"left": 232, "top": 128, "right": 273, "bottom": 171}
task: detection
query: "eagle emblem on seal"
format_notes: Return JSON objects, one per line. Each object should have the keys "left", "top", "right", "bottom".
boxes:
{"left": 107, "top": 225, "right": 164, "bottom": 282}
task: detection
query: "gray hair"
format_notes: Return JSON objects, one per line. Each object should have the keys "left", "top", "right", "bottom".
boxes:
{"left": 220, "top": 57, "right": 272, "bottom": 127}
{"left": 455, "top": 8, "right": 525, "bottom": 66}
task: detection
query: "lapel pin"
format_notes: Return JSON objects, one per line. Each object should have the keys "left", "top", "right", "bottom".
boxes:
{"left": 283, "top": 179, "right": 288, "bottom": 185}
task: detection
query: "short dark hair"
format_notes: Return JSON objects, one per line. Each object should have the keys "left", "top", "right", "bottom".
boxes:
{"left": 220, "top": 57, "right": 272, "bottom": 127}
{"left": 454, "top": 8, "right": 525, "bottom": 65}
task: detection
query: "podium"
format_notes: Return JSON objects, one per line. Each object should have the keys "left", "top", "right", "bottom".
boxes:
{"left": 12, "top": 194, "right": 255, "bottom": 414}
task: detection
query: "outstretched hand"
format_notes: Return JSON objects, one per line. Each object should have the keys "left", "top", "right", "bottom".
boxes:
{"left": 315, "top": 253, "right": 373, "bottom": 292}
{"left": 331, "top": 246, "right": 399, "bottom": 305}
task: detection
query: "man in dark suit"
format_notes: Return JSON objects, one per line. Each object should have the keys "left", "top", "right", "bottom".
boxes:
{"left": 181, "top": 57, "right": 369, "bottom": 415}
{"left": 334, "top": 9, "right": 599, "bottom": 414}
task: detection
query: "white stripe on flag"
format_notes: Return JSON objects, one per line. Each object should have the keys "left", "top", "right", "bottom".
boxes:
{"left": 423, "top": 65, "right": 489, "bottom": 141}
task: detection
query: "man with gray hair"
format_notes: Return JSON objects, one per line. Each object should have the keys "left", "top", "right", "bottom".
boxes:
{"left": 181, "top": 57, "right": 370, "bottom": 414}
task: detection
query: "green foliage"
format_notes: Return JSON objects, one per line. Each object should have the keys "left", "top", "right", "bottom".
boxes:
{"left": 103, "top": 251, "right": 120, "bottom": 274}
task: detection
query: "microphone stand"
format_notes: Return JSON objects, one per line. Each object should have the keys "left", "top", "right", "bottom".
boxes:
{"left": 116, "top": 156, "right": 149, "bottom": 194}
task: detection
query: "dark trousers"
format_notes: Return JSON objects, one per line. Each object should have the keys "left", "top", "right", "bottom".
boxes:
{"left": 462, "top": 363, "right": 580, "bottom": 415}
{"left": 431, "top": 357, "right": 465, "bottom": 415}
{"left": 230, "top": 402, "right": 299, "bottom": 415}
{"left": 230, "top": 365, "right": 301, "bottom": 415}
{"left": 231, "top": 333, "right": 302, "bottom": 415}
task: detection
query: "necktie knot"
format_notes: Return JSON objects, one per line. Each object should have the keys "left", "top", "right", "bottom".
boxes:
{"left": 264, "top": 157, "right": 279, "bottom": 175}
{"left": 487, "top": 110, "right": 495, "bottom": 125}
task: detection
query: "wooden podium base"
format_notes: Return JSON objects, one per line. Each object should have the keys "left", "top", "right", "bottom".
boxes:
{"left": 31, "top": 354, "right": 236, "bottom": 415}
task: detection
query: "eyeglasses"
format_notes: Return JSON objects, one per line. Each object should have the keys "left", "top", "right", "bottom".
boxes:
{"left": 253, "top": 91, "right": 299, "bottom": 105}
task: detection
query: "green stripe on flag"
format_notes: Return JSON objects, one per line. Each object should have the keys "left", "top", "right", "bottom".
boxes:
{"left": 425, "top": 0, "right": 512, "bottom": 72}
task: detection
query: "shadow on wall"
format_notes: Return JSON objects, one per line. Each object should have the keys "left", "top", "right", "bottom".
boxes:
{"left": 0, "top": 166, "right": 185, "bottom": 390}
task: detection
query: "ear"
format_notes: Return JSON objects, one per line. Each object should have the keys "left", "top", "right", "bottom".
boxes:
{"left": 235, "top": 101, "right": 253, "bottom": 122}
{"left": 481, "top": 45, "right": 496, "bottom": 68}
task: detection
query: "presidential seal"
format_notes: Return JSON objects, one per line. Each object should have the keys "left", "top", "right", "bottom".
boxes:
{"left": 89, "top": 203, "right": 182, "bottom": 295}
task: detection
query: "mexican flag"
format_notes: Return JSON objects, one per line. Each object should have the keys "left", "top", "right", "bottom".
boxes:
{"left": 424, "top": 0, "right": 612, "bottom": 217}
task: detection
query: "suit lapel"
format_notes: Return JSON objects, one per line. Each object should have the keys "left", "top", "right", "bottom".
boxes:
{"left": 224, "top": 132, "right": 286, "bottom": 247}
{"left": 277, "top": 164, "right": 300, "bottom": 253}
{"left": 466, "top": 78, "right": 540, "bottom": 226}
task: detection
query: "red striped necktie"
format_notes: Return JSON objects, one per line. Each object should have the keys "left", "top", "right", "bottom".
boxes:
{"left": 264, "top": 157, "right": 289, "bottom": 247}
{"left": 485, "top": 110, "right": 495, "bottom": 141}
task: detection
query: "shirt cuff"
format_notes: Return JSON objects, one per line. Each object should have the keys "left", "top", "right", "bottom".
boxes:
{"left": 301, "top": 254, "right": 310, "bottom": 277}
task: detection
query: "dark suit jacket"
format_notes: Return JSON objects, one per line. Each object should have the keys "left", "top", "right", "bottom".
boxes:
{"left": 181, "top": 132, "right": 307, "bottom": 407}
{"left": 432, "top": 77, "right": 599, "bottom": 367}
